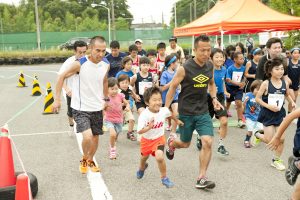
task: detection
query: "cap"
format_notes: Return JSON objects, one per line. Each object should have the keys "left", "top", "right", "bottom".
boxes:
{"left": 134, "top": 39, "right": 143, "bottom": 44}
{"left": 169, "top": 36, "right": 177, "bottom": 42}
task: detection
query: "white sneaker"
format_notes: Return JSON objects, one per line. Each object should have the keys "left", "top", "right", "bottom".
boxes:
{"left": 237, "top": 120, "right": 246, "bottom": 129}
{"left": 271, "top": 159, "right": 286, "bottom": 171}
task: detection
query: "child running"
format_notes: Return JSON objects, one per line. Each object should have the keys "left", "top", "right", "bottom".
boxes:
{"left": 136, "top": 86, "right": 182, "bottom": 188}
{"left": 104, "top": 77, "right": 131, "bottom": 159}
{"left": 115, "top": 56, "right": 134, "bottom": 78}
{"left": 128, "top": 44, "right": 140, "bottom": 74}
{"left": 156, "top": 42, "right": 167, "bottom": 73}
{"left": 117, "top": 74, "right": 138, "bottom": 141}
{"left": 287, "top": 48, "right": 300, "bottom": 114}
{"left": 268, "top": 108, "right": 300, "bottom": 200}
{"left": 225, "top": 51, "right": 246, "bottom": 128}
{"left": 206, "top": 48, "right": 230, "bottom": 155}
{"left": 243, "top": 80, "right": 263, "bottom": 148}
{"left": 160, "top": 54, "right": 180, "bottom": 136}
{"left": 255, "top": 57, "right": 296, "bottom": 170}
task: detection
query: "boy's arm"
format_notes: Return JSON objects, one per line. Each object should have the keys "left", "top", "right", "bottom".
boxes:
{"left": 130, "top": 74, "right": 137, "bottom": 87}
{"left": 243, "top": 96, "right": 249, "bottom": 113}
{"left": 123, "top": 98, "right": 130, "bottom": 111}
{"left": 268, "top": 108, "right": 300, "bottom": 150}
{"left": 137, "top": 117, "right": 154, "bottom": 134}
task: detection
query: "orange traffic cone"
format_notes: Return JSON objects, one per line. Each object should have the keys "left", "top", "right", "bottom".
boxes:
{"left": 15, "top": 173, "right": 33, "bottom": 200}
{"left": 0, "top": 124, "right": 16, "bottom": 187}
{"left": 17, "top": 71, "right": 27, "bottom": 87}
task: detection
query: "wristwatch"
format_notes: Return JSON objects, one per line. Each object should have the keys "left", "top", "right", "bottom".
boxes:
{"left": 104, "top": 97, "right": 110, "bottom": 102}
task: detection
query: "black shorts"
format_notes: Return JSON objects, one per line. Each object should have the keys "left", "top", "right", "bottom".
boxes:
{"left": 72, "top": 109, "right": 103, "bottom": 135}
{"left": 66, "top": 95, "right": 73, "bottom": 118}
{"left": 208, "top": 93, "right": 227, "bottom": 119}
{"left": 226, "top": 86, "right": 243, "bottom": 102}
{"left": 289, "top": 82, "right": 300, "bottom": 91}
{"left": 136, "top": 101, "right": 147, "bottom": 110}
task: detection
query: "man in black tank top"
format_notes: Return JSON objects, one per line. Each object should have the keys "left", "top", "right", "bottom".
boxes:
{"left": 164, "top": 35, "right": 223, "bottom": 190}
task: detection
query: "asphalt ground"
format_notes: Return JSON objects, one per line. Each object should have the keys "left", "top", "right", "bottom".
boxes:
{"left": 0, "top": 64, "right": 298, "bottom": 200}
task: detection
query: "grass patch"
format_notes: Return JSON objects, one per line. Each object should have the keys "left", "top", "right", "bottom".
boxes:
{"left": 0, "top": 50, "right": 74, "bottom": 59}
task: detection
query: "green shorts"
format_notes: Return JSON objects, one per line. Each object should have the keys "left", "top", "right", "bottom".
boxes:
{"left": 178, "top": 113, "right": 214, "bottom": 143}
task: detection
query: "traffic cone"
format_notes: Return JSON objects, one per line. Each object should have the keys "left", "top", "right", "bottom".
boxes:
{"left": 0, "top": 124, "right": 16, "bottom": 187}
{"left": 17, "top": 71, "right": 26, "bottom": 87}
{"left": 43, "top": 82, "right": 54, "bottom": 114}
{"left": 15, "top": 173, "right": 33, "bottom": 200}
{"left": 31, "top": 75, "right": 42, "bottom": 96}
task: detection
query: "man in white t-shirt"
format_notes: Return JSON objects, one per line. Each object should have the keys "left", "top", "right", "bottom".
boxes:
{"left": 166, "top": 36, "right": 185, "bottom": 63}
{"left": 53, "top": 36, "right": 110, "bottom": 174}
{"left": 58, "top": 41, "right": 87, "bottom": 135}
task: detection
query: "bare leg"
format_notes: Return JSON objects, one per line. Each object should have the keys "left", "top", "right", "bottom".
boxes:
{"left": 109, "top": 128, "right": 117, "bottom": 148}
{"left": 89, "top": 135, "right": 99, "bottom": 160}
{"left": 235, "top": 100, "right": 243, "bottom": 120}
{"left": 171, "top": 103, "right": 178, "bottom": 133}
{"left": 139, "top": 155, "right": 149, "bottom": 170}
{"left": 82, "top": 129, "right": 93, "bottom": 160}
{"left": 289, "top": 90, "right": 298, "bottom": 113}
{"left": 128, "top": 119, "right": 134, "bottom": 132}
{"left": 292, "top": 181, "right": 300, "bottom": 200}
{"left": 155, "top": 150, "right": 166, "bottom": 178}
{"left": 68, "top": 117, "right": 74, "bottom": 126}
{"left": 218, "top": 116, "right": 228, "bottom": 139}
{"left": 199, "top": 136, "right": 213, "bottom": 178}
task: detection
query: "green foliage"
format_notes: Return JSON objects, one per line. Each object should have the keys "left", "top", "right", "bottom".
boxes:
{"left": 0, "top": 0, "right": 133, "bottom": 33}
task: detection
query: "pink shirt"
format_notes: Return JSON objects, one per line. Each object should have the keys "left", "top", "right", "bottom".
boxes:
{"left": 104, "top": 93, "right": 125, "bottom": 123}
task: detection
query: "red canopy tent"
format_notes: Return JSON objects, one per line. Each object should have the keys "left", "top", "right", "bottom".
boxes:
{"left": 174, "top": 0, "right": 300, "bottom": 37}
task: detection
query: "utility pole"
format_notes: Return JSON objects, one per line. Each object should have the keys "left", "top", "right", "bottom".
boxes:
{"left": 34, "top": 0, "right": 41, "bottom": 50}
{"left": 111, "top": 0, "right": 116, "bottom": 40}
{"left": 190, "top": 3, "right": 192, "bottom": 22}
{"left": 194, "top": 0, "right": 197, "bottom": 20}
{"left": 174, "top": 2, "right": 177, "bottom": 27}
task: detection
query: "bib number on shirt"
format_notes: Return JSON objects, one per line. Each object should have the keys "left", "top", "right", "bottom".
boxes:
{"left": 139, "top": 82, "right": 153, "bottom": 95}
{"left": 268, "top": 93, "right": 285, "bottom": 109}
{"left": 232, "top": 71, "right": 243, "bottom": 82}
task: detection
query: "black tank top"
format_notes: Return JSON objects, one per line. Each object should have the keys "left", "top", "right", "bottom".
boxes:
{"left": 262, "top": 79, "right": 286, "bottom": 108}
{"left": 135, "top": 72, "right": 153, "bottom": 98}
{"left": 178, "top": 58, "right": 213, "bottom": 115}
{"left": 247, "top": 60, "right": 257, "bottom": 83}
{"left": 287, "top": 59, "right": 300, "bottom": 83}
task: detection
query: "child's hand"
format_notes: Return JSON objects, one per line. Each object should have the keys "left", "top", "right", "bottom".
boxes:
{"left": 267, "top": 136, "right": 281, "bottom": 151}
{"left": 124, "top": 106, "right": 130, "bottom": 112}
{"left": 239, "top": 82, "right": 245, "bottom": 89}
{"left": 268, "top": 105, "right": 280, "bottom": 112}
{"left": 292, "top": 101, "right": 297, "bottom": 110}
{"left": 104, "top": 103, "right": 111, "bottom": 111}
{"left": 135, "top": 95, "right": 141, "bottom": 102}
{"left": 176, "top": 119, "right": 184, "bottom": 126}
{"left": 148, "top": 117, "right": 155, "bottom": 128}
{"left": 224, "top": 91, "right": 230, "bottom": 98}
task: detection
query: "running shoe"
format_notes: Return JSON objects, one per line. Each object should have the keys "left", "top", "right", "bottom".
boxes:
{"left": 195, "top": 177, "right": 215, "bottom": 189}
{"left": 79, "top": 158, "right": 88, "bottom": 174}
{"left": 271, "top": 159, "right": 286, "bottom": 171}
{"left": 196, "top": 136, "right": 202, "bottom": 151}
{"left": 166, "top": 135, "right": 176, "bottom": 160}
{"left": 217, "top": 145, "right": 229, "bottom": 155}
{"left": 161, "top": 177, "right": 174, "bottom": 188}
{"left": 109, "top": 147, "right": 117, "bottom": 160}
{"left": 136, "top": 163, "right": 148, "bottom": 179}
{"left": 237, "top": 120, "right": 246, "bottom": 129}
{"left": 127, "top": 131, "right": 137, "bottom": 141}
{"left": 250, "top": 133, "right": 261, "bottom": 147}
{"left": 286, "top": 156, "right": 300, "bottom": 185}
{"left": 88, "top": 160, "right": 101, "bottom": 172}
{"left": 244, "top": 141, "right": 251, "bottom": 148}
{"left": 165, "top": 125, "right": 171, "bottom": 131}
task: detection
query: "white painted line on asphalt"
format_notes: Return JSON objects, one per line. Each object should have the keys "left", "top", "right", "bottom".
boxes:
{"left": 10, "top": 130, "right": 69, "bottom": 137}
{"left": 0, "top": 74, "right": 16, "bottom": 79}
{"left": 74, "top": 126, "right": 112, "bottom": 200}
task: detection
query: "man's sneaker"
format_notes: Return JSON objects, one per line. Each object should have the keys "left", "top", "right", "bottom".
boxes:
{"left": 244, "top": 141, "right": 251, "bottom": 148}
{"left": 217, "top": 145, "right": 229, "bottom": 156}
{"left": 195, "top": 178, "right": 216, "bottom": 189}
{"left": 250, "top": 132, "right": 261, "bottom": 147}
{"left": 88, "top": 160, "right": 100, "bottom": 172}
{"left": 271, "top": 159, "right": 286, "bottom": 171}
{"left": 196, "top": 136, "right": 202, "bottom": 151}
{"left": 237, "top": 120, "right": 246, "bottom": 128}
{"left": 161, "top": 177, "right": 174, "bottom": 188}
{"left": 286, "top": 156, "right": 300, "bottom": 185}
{"left": 166, "top": 135, "right": 176, "bottom": 160}
{"left": 136, "top": 163, "right": 148, "bottom": 179}
{"left": 79, "top": 158, "right": 88, "bottom": 174}
{"left": 109, "top": 147, "right": 117, "bottom": 160}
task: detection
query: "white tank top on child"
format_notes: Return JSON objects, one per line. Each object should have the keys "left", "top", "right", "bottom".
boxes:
{"left": 71, "top": 56, "right": 109, "bottom": 112}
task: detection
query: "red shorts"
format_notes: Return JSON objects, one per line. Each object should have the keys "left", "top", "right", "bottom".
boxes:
{"left": 140, "top": 135, "right": 165, "bottom": 157}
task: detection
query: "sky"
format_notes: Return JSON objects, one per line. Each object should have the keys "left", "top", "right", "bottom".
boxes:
{"left": 0, "top": 0, "right": 177, "bottom": 25}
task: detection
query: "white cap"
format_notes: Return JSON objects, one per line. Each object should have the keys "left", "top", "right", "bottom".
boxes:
{"left": 134, "top": 39, "right": 143, "bottom": 44}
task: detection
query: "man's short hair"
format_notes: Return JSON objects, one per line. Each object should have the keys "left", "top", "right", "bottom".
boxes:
{"left": 157, "top": 42, "right": 166, "bottom": 50}
{"left": 139, "top": 56, "right": 150, "bottom": 65}
{"left": 110, "top": 40, "right": 120, "bottom": 49}
{"left": 169, "top": 36, "right": 177, "bottom": 43}
{"left": 129, "top": 44, "right": 138, "bottom": 52}
{"left": 90, "top": 36, "right": 106, "bottom": 46}
{"left": 73, "top": 40, "right": 87, "bottom": 51}
{"left": 194, "top": 35, "right": 210, "bottom": 48}
{"left": 266, "top": 37, "right": 282, "bottom": 49}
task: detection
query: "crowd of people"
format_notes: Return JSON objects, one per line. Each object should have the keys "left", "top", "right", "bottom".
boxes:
{"left": 51, "top": 35, "right": 300, "bottom": 198}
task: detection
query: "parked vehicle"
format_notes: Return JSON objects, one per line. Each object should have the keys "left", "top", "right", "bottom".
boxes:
{"left": 59, "top": 37, "right": 91, "bottom": 50}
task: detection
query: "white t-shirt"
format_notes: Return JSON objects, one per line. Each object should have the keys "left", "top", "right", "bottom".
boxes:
{"left": 137, "top": 107, "right": 171, "bottom": 140}
{"left": 58, "top": 55, "right": 77, "bottom": 91}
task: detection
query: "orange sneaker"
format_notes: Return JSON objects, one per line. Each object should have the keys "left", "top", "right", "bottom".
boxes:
{"left": 79, "top": 158, "right": 88, "bottom": 174}
{"left": 88, "top": 160, "right": 101, "bottom": 172}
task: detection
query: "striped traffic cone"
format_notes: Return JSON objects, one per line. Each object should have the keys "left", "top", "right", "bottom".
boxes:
{"left": 43, "top": 82, "right": 54, "bottom": 114}
{"left": 17, "top": 71, "right": 27, "bottom": 87}
{"left": 31, "top": 75, "right": 42, "bottom": 96}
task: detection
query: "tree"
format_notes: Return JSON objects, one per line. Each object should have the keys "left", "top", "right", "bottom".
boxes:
{"left": 115, "top": 17, "right": 129, "bottom": 30}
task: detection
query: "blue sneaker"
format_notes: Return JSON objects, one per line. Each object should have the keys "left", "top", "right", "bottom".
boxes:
{"left": 161, "top": 177, "right": 174, "bottom": 188}
{"left": 136, "top": 163, "right": 148, "bottom": 179}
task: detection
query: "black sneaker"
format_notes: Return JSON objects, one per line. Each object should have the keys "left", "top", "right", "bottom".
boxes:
{"left": 166, "top": 149, "right": 174, "bottom": 160}
{"left": 195, "top": 178, "right": 216, "bottom": 189}
{"left": 217, "top": 145, "right": 229, "bottom": 156}
{"left": 196, "top": 136, "right": 202, "bottom": 151}
{"left": 286, "top": 156, "right": 300, "bottom": 185}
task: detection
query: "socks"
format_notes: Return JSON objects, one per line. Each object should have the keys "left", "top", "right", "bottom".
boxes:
{"left": 69, "top": 124, "right": 74, "bottom": 127}
{"left": 218, "top": 138, "right": 224, "bottom": 146}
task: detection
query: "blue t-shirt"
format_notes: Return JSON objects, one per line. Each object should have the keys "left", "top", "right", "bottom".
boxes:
{"left": 214, "top": 66, "right": 227, "bottom": 94}
{"left": 224, "top": 58, "right": 234, "bottom": 69}
{"left": 243, "top": 92, "right": 260, "bottom": 121}
{"left": 160, "top": 70, "right": 179, "bottom": 104}
{"left": 226, "top": 64, "right": 245, "bottom": 88}
{"left": 115, "top": 70, "right": 134, "bottom": 78}
{"left": 105, "top": 52, "right": 127, "bottom": 77}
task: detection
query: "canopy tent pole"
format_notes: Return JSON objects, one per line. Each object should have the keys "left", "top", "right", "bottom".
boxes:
{"left": 229, "top": 34, "right": 232, "bottom": 44}
{"left": 191, "top": 35, "right": 195, "bottom": 56}
{"left": 221, "top": 30, "right": 224, "bottom": 50}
